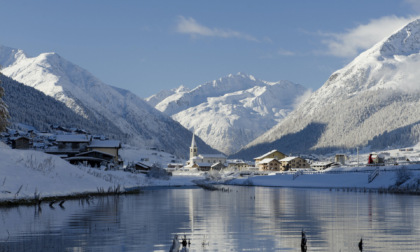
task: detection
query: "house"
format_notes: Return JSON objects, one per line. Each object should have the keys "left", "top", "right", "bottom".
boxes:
{"left": 257, "top": 158, "right": 282, "bottom": 171}
{"left": 279, "top": 156, "right": 310, "bottom": 171}
{"left": 134, "top": 162, "right": 151, "bottom": 173}
{"left": 211, "top": 162, "right": 226, "bottom": 171}
{"left": 88, "top": 140, "right": 121, "bottom": 164}
{"left": 254, "top": 150, "right": 287, "bottom": 167}
{"left": 311, "top": 161, "right": 335, "bottom": 171}
{"left": 46, "top": 134, "right": 91, "bottom": 157}
{"left": 11, "top": 136, "right": 31, "bottom": 149}
{"left": 65, "top": 150, "right": 115, "bottom": 167}
{"left": 335, "top": 154, "right": 347, "bottom": 165}
{"left": 167, "top": 163, "right": 184, "bottom": 169}
{"left": 195, "top": 162, "right": 212, "bottom": 171}
{"left": 198, "top": 154, "right": 227, "bottom": 164}
{"left": 227, "top": 159, "right": 249, "bottom": 171}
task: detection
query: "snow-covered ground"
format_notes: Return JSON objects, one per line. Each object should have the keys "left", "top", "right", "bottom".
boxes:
{"left": 228, "top": 165, "right": 420, "bottom": 190}
{"left": 2, "top": 139, "right": 420, "bottom": 205}
{"left": 0, "top": 142, "right": 202, "bottom": 203}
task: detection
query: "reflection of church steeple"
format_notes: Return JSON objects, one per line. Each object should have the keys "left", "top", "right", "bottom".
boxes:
{"left": 190, "top": 133, "right": 198, "bottom": 160}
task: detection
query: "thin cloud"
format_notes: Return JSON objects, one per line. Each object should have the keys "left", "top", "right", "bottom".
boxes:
{"left": 175, "top": 16, "right": 259, "bottom": 42}
{"left": 277, "top": 49, "right": 295, "bottom": 56}
{"left": 320, "top": 15, "right": 417, "bottom": 58}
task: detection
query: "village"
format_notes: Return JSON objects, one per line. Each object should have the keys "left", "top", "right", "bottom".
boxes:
{"left": 1, "top": 124, "right": 417, "bottom": 177}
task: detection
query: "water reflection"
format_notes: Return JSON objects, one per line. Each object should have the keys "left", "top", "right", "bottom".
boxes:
{"left": 1, "top": 187, "right": 420, "bottom": 251}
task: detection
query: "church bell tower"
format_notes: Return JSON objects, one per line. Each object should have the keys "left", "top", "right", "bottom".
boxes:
{"left": 190, "top": 133, "right": 198, "bottom": 160}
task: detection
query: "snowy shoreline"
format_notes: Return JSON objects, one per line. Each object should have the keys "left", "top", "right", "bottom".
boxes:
{"left": 0, "top": 142, "right": 204, "bottom": 206}
{"left": 227, "top": 165, "right": 420, "bottom": 193}
{"left": 2, "top": 140, "right": 420, "bottom": 207}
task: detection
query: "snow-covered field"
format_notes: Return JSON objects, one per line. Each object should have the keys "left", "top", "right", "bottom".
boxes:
{"left": 0, "top": 142, "right": 202, "bottom": 203}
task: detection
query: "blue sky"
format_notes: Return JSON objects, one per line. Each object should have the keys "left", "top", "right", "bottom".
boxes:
{"left": 1, "top": 0, "right": 419, "bottom": 98}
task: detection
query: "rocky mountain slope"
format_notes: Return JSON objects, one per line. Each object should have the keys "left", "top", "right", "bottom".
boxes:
{"left": 0, "top": 45, "right": 217, "bottom": 158}
{"left": 234, "top": 18, "right": 420, "bottom": 159}
{"left": 147, "top": 73, "right": 308, "bottom": 155}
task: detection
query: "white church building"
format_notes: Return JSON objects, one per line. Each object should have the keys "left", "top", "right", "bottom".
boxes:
{"left": 185, "top": 134, "right": 227, "bottom": 171}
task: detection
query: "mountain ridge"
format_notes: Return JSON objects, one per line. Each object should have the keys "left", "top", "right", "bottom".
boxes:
{"left": 147, "top": 73, "right": 309, "bottom": 155}
{"left": 233, "top": 18, "right": 420, "bottom": 159}
{"left": 0, "top": 45, "right": 218, "bottom": 158}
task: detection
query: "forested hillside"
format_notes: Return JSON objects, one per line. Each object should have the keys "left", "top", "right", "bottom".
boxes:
{"left": 233, "top": 19, "right": 420, "bottom": 159}
{"left": 0, "top": 74, "right": 123, "bottom": 136}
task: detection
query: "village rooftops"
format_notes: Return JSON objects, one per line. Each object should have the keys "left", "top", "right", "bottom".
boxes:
{"left": 227, "top": 159, "right": 247, "bottom": 164}
{"left": 56, "top": 134, "right": 91, "bottom": 143}
{"left": 199, "top": 153, "right": 226, "bottom": 158}
{"left": 88, "top": 140, "right": 121, "bottom": 148}
{"left": 254, "top": 150, "right": 285, "bottom": 160}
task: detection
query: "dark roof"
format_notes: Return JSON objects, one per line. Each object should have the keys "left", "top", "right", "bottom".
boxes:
{"left": 76, "top": 150, "right": 114, "bottom": 158}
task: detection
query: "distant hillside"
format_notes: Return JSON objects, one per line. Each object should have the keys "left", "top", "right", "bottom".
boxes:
{"left": 233, "top": 18, "right": 420, "bottom": 160}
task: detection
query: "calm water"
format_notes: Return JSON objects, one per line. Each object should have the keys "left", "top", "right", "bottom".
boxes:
{"left": 1, "top": 186, "right": 420, "bottom": 251}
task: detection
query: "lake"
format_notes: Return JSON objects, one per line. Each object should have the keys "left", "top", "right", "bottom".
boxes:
{"left": 1, "top": 186, "right": 420, "bottom": 251}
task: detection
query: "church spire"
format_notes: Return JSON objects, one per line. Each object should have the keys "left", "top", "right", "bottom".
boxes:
{"left": 191, "top": 132, "right": 197, "bottom": 148}
{"left": 190, "top": 132, "right": 198, "bottom": 160}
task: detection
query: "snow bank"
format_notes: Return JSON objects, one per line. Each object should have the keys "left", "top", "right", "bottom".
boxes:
{"left": 228, "top": 165, "right": 420, "bottom": 190}
{"left": 0, "top": 142, "right": 202, "bottom": 203}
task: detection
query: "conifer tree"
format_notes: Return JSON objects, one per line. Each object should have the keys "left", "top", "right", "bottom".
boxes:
{"left": 0, "top": 66, "right": 10, "bottom": 132}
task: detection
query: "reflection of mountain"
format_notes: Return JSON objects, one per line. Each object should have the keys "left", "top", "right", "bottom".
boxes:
{"left": 2, "top": 188, "right": 420, "bottom": 251}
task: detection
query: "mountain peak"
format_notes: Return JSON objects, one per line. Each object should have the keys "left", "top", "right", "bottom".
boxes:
{"left": 237, "top": 18, "right": 420, "bottom": 158}
{"left": 379, "top": 18, "right": 420, "bottom": 58}
{"left": 0, "top": 45, "right": 26, "bottom": 67}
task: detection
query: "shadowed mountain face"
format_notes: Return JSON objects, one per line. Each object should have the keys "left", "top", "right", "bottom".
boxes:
{"left": 1, "top": 74, "right": 122, "bottom": 135}
{"left": 234, "top": 18, "right": 420, "bottom": 159}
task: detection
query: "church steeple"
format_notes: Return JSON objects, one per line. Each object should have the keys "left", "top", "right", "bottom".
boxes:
{"left": 190, "top": 132, "right": 198, "bottom": 160}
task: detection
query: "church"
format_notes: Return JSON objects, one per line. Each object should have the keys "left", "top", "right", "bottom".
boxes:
{"left": 185, "top": 133, "right": 227, "bottom": 171}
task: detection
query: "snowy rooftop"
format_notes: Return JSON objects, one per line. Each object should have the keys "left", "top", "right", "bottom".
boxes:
{"left": 227, "top": 159, "right": 246, "bottom": 164}
{"left": 255, "top": 150, "right": 283, "bottom": 160}
{"left": 89, "top": 140, "right": 121, "bottom": 148}
{"left": 199, "top": 154, "right": 226, "bottom": 158}
{"left": 279, "top": 156, "right": 298, "bottom": 162}
{"left": 56, "top": 134, "right": 91, "bottom": 143}
{"left": 258, "top": 158, "right": 280, "bottom": 164}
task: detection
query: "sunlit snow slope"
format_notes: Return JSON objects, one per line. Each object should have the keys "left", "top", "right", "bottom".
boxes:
{"left": 235, "top": 18, "right": 420, "bottom": 159}
{"left": 147, "top": 73, "right": 308, "bottom": 155}
{"left": 0, "top": 46, "right": 217, "bottom": 157}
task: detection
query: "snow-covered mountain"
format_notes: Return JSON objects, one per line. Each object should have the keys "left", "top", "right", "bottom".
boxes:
{"left": 1, "top": 74, "right": 123, "bottom": 135}
{"left": 147, "top": 73, "right": 308, "bottom": 155}
{"left": 0, "top": 45, "right": 218, "bottom": 158}
{"left": 234, "top": 18, "right": 420, "bottom": 159}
